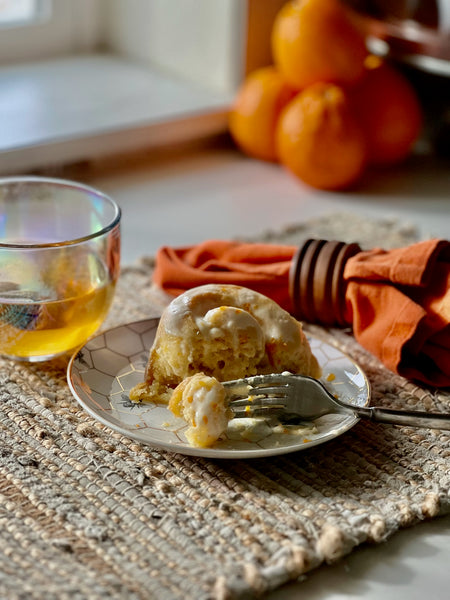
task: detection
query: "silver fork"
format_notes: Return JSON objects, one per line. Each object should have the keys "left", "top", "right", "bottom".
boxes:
{"left": 224, "top": 373, "right": 450, "bottom": 430}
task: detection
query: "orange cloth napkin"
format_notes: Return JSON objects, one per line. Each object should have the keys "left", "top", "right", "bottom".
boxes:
{"left": 343, "top": 239, "right": 450, "bottom": 387}
{"left": 153, "top": 238, "right": 450, "bottom": 387}
{"left": 153, "top": 240, "right": 298, "bottom": 312}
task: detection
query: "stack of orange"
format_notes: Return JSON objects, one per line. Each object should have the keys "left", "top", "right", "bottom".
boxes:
{"left": 228, "top": 0, "right": 423, "bottom": 191}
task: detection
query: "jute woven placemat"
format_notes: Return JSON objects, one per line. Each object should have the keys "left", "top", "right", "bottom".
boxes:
{"left": 1, "top": 214, "right": 449, "bottom": 600}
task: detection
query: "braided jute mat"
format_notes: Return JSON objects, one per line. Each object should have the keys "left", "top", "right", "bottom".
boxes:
{"left": 1, "top": 213, "right": 449, "bottom": 600}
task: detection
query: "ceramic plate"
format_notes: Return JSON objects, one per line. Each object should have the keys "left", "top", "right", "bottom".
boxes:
{"left": 67, "top": 319, "right": 370, "bottom": 459}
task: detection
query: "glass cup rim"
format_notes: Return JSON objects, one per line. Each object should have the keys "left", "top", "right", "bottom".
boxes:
{"left": 0, "top": 175, "right": 121, "bottom": 249}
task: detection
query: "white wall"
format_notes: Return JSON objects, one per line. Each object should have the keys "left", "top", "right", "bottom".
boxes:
{"left": 0, "top": 0, "right": 103, "bottom": 64}
{"left": 103, "top": 0, "right": 247, "bottom": 93}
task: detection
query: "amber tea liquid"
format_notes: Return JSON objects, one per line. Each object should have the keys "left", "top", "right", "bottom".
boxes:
{"left": 0, "top": 250, "right": 116, "bottom": 360}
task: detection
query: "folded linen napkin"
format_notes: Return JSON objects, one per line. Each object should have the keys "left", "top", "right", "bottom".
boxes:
{"left": 344, "top": 239, "right": 450, "bottom": 387}
{"left": 153, "top": 238, "right": 450, "bottom": 387}
{"left": 153, "top": 240, "right": 297, "bottom": 312}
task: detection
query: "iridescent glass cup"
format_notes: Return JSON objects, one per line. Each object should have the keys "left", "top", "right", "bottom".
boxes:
{"left": 0, "top": 176, "right": 121, "bottom": 361}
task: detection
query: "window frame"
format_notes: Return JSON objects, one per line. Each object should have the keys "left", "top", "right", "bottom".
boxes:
{"left": 0, "top": 0, "right": 102, "bottom": 65}
{"left": 0, "top": 0, "right": 285, "bottom": 173}
{"left": 0, "top": 0, "right": 47, "bottom": 28}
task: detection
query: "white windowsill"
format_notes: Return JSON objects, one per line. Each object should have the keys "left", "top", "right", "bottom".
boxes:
{"left": 0, "top": 53, "right": 234, "bottom": 174}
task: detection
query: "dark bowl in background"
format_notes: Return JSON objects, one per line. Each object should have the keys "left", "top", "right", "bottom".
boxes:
{"left": 344, "top": 0, "right": 450, "bottom": 156}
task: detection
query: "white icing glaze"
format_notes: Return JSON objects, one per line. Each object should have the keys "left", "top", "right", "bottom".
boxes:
{"left": 162, "top": 284, "right": 300, "bottom": 345}
{"left": 195, "top": 306, "right": 264, "bottom": 349}
{"left": 187, "top": 382, "right": 227, "bottom": 440}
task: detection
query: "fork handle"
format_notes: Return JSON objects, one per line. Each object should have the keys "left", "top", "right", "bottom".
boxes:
{"left": 356, "top": 406, "right": 450, "bottom": 430}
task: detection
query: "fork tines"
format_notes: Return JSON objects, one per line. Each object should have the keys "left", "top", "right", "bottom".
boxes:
{"left": 230, "top": 405, "right": 286, "bottom": 419}
{"left": 224, "top": 375, "right": 289, "bottom": 404}
{"left": 247, "top": 385, "right": 289, "bottom": 397}
{"left": 223, "top": 374, "right": 293, "bottom": 419}
{"left": 229, "top": 395, "right": 288, "bottom": 407}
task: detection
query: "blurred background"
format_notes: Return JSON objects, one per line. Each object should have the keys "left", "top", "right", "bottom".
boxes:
{"left": 0, "top": 0, "right": 448, "bottom": 176}
{"left": 343, "top": 0, "right": 450, "bottom": 156}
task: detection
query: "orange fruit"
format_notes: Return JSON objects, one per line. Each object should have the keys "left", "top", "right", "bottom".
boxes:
{"left": 350, "top": 56, "right": 423, "bottom": 166}
{"left": 271, "top": 0, "right": 368, "bottom": 90}
{"left": 276, "top": 82, "right": 367, "bottom": 190}
{"left": 228, "top": 66, "right": 297, "bottom": 162}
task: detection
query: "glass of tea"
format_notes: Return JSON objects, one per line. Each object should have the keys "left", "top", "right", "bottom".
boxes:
{"left": 0, "top": 176, "right": 121, "bottom": 361}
